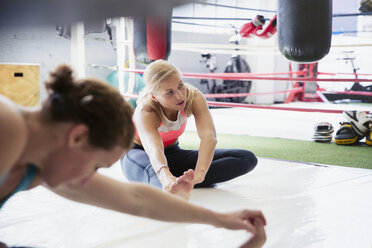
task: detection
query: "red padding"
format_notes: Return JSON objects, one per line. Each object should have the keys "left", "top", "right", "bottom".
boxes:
{"left": 147, "top": 16, "right": 167, "bottom": 61}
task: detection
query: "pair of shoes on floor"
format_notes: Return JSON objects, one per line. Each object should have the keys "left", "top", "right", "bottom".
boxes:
{"left": 334, "top": 110, "right": 372, "bottom": 145}
{"left": 312, "top": 122, "right": 334, "bottom": 143}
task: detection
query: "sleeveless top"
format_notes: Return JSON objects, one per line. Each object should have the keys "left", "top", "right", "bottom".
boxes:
{"left": 135, "top": 109, "right": 188, "bottom": 147}
{"left": 0, "top": 164, "right": 38, "bottom": 209}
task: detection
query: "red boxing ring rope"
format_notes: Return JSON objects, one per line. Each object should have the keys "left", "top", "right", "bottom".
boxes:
{"left": 318, "top": 71, "right": 372, "bottom": 77}
{"left": 323, "top": 90, "right": 372, "bottom": 96}
{"left": 206, "top": 101, "right": 345, "bottom": 113}
{"left": 182, "top": 74, "right": 372, "bottom": 82}
{"left": 121, "top": 68, "right": 371, "bottom": 114}
{"left": 122, "top": 93, "right": 367, "bottom": 114}
{"left": 122, "top": 68, "right": 372, "bottom": 82}
{"left": 204, "top": 88, "right": 301, "bottom": 98}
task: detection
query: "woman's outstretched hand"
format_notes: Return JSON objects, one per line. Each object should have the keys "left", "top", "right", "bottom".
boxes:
{"left": 238, "top": 217, "right": 267, "bottom": 248}
{"left": 163, "top": 169, "right": 195, "bottom": 200}
{"left": 215, "top": 209, "right": 266, "bottom": 234}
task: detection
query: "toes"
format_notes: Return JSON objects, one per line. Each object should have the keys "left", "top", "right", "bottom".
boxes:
{"left": 184, "top": 170, "right": 194, "bottom": 181}
{"left": 176, "top": 177, "right": 185, "bottom": 184}
{"left": 186, "top": 169, "right": 194, "bottom": 176}
{"left": 176, "top": 174, "right": 187, "bottom": 183}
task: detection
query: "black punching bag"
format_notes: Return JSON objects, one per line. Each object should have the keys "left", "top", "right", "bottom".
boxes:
{"left": 133, "top": 8, "right": 172, "bottom": 64}
{"left": 278, "top": 0, "right": 332, "bottom": 62}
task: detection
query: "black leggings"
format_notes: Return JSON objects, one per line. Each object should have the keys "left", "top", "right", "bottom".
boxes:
{"left": 121, "top": 143, "right": 258, "bottom": 188}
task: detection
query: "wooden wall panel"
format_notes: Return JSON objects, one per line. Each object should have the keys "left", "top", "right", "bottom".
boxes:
{"left": 0, "top": 64, "right": 40, "bottom": 106}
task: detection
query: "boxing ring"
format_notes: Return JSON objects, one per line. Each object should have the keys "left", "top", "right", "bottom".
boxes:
{"left": 3, "top": 44, "right": 372, "bottom": 248}
{"left": 1, "top": 1, "right": 372, "bottom": 247}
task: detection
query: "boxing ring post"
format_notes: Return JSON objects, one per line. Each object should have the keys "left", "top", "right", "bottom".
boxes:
{"left": 112, "top": 17, "right": 136, "bottom": 97}
{"left": 71, "top": 22, "right": 86, "bottom": 78}
{"left": 115, "top": 17, "right": 126, "bottom": 94}
{"left": 126, "top": 17, "right": 136, "bottom": 97}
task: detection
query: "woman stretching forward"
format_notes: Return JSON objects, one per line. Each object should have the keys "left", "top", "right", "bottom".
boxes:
{"left": 121, "top": 60, "right": 258, "bottom": 199}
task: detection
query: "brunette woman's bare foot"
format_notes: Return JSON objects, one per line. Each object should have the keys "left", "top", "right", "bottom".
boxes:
{"left": 169, "top": 169, "right": 195, "bottom": 200}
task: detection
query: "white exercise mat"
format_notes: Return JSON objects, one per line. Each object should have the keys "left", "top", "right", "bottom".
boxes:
{"left": 1, "top": 158, "right": 371, "bottom": 248}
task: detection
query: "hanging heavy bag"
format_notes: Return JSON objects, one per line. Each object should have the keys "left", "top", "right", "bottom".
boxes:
{"left": 133, "top": 8, "right": 172, "bottom": 64}
{"left": 278, "top": 0, "right": 332, "bottom": 62}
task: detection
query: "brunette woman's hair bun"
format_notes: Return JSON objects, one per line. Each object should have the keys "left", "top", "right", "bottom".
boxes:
{"left": 45, "top": 64, "right": 74, "bottom": 95}
{"left": 42, "top": 64, "right": 135, "bottom": 150}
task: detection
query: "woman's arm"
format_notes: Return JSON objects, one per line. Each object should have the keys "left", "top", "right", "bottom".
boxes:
{"left": 49, "top": 173, "right": 265, "bottom": 233}
{"left": 0, "top": 97, "right": 27, "bottom": 177}
{"left": 134, "top": 108, "right": 176, "bottom": 189}
{"left": 191, "top": 90, "right": 217, "bottom": 184}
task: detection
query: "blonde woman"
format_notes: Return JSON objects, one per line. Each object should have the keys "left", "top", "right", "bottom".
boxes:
{"left": 121, "top": 60, "right": 258, "bottom": 199}
{"left": 0, "top": 64, "right": 266, "bottom": 247}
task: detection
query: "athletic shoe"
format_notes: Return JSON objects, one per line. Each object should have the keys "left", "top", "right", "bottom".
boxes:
{"left": 366, "top": 123, "right": 372, "bottom": 146}
{"left": 343, "top": 110, "right": 372, "bottom": 136}
{"left": 334, "top": 122, "right": 362, "bottom": 145}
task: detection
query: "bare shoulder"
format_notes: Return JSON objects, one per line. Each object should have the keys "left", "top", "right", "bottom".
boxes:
{"left": 0, "top": 96, "right": 27, "bottom": 139}
{"left": 134, "top": 103, "right": 160, "bottom": 128}
{"left": 191, "top": 88, "right": 209, "bottom": 113}
{"left": 193, "top": 87, "right": 204, "bottom": 98}
{"left": 0, "top": 96, "right": 27, "bottom": 175}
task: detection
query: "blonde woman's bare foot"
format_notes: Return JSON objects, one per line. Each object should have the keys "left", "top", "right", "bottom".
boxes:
{"left": 170, "top": 169, "right": 195, "bottom": 200}
{"left": 239, "top": 218, "right": 266, "bottom": 248}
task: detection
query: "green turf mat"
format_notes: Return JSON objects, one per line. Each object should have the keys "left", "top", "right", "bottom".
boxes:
{"left": 179, "top": 131, "right": 372, "bottom": 169}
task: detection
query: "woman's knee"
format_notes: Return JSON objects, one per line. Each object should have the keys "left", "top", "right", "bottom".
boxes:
{"left": 121, "top": 152, "right": 148, "bottom": 181}
{"left": 121, "top": 152, "right": 161, "bottom": 187}
{"left": 240, "top": 150, "right": 258, "bottom": 173}
{"left": 121, "top": 154, "right": 135, "bottom": 179}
